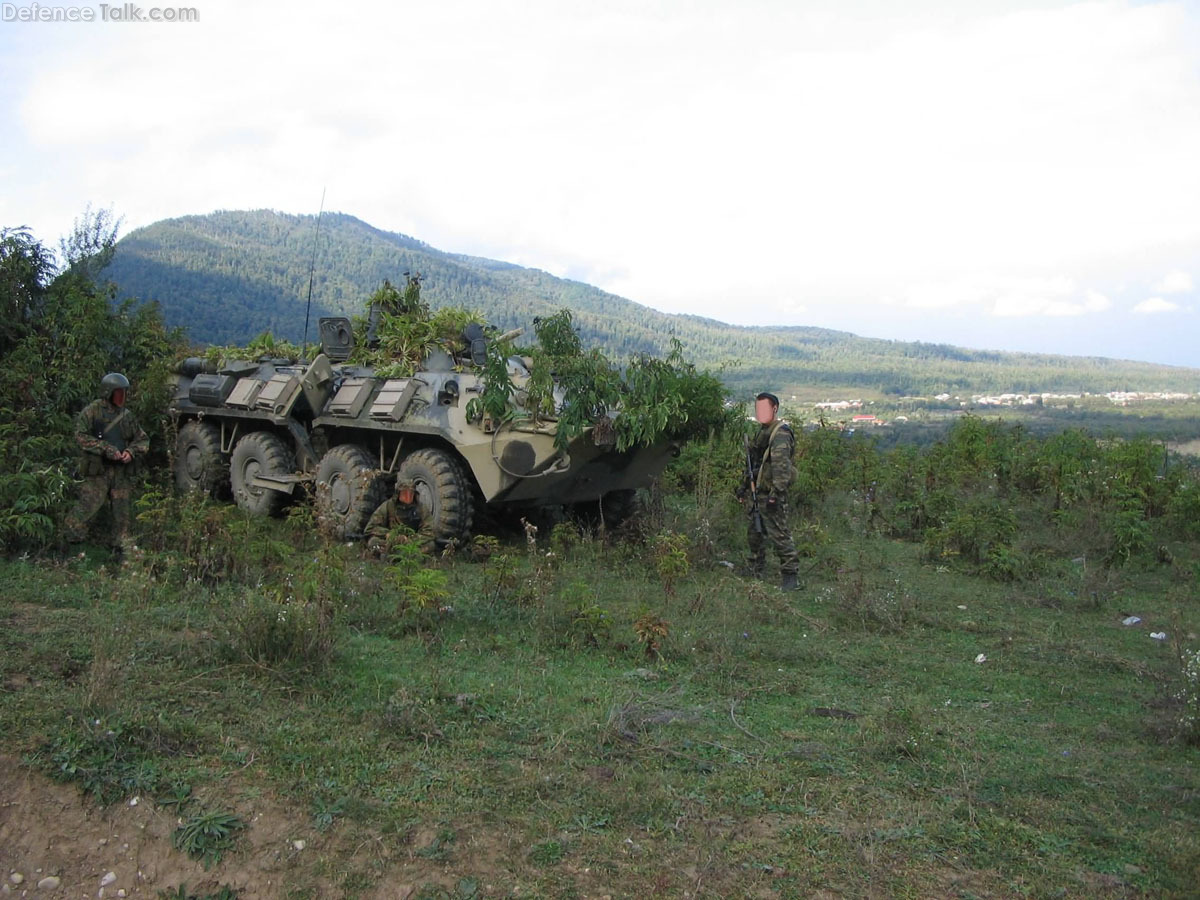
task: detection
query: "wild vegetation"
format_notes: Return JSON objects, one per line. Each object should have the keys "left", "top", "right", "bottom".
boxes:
{"left": 2, "top": 414, "right": 1198, "bottom": 896}
{"left": 0, "top": 213, "right": 186, "bottom": 548}
{"left": 3, "top": 215, "right": 1199, "bottom": 897}
{"left": 202, "top": 274, "right": 728, "bottom": 454}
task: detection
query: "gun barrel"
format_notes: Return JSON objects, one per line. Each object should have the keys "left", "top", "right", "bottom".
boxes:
{"left": 744, "top": 435, "right": 765, "bottom": 534}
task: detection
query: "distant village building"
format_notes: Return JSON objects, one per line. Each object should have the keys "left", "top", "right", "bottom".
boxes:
{"left": 1105, "top": 391, "right": 1193, "bottom": 406}
{"left": 814, "top": 399, "right": 863, "bottom": 410}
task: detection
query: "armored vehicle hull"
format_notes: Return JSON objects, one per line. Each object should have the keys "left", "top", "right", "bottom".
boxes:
{"left": 169, "top": 350, "right": 676, "bottom": 542}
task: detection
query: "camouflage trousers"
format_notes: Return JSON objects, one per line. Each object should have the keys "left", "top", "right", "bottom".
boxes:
{"left": 63, "top": 466, "right": 133, "bottom": 546}
{"left": 748, "top": 494, "right": 799, "bottom": 576}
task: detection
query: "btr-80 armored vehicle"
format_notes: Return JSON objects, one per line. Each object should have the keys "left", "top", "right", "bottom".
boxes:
{"left": 169, "top": 314, "right": 677, "bottom": 543}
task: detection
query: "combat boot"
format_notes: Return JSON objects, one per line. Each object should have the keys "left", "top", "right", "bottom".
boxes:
{"left": 780, "top": 572, "right": 799, "bottom": 592}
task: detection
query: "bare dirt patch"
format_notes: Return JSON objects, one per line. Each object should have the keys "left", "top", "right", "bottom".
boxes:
{"left": 1, "top": 754, "right": 313, "bottom": 897}
{"left": 0, "top": 757, "right": 515, "bottom": 899}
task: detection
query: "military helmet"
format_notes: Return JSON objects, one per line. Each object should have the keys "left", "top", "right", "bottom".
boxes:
{"left": 101, "top": 372, "right": 130, "bottom": 394}
{"left": 396, "top": 480, "right": 417, "bottom": 504}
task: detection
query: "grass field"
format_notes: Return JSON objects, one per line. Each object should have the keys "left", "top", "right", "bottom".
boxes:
{"left": 2, "top": 488, "right": 1197, "bottom": 899}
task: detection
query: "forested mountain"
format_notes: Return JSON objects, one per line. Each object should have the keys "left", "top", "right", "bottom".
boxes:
{"left": 107, "top": 210, "right": 1200, "bottom": 397}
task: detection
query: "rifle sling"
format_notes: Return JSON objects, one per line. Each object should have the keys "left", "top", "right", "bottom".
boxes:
{"left": 100, "top": 408, "right": 129, "bottom": 450}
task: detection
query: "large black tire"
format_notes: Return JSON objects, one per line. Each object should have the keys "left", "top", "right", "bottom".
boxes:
{"left": 600, "top": 489, "right": 639, "bottom": 529}
{"left": 174, "top": 421, "right": 229, "bottom": 498}
{"left": 396, "top": 448, "right": 474, "bottom": 543}
{"left": 315, "top": 444, "right": 389, "bottom": 540}
{"left": 230, "top": 431, "right": 295, "bottom": 516}
{"left": 571, "top": 488, "right": 639, "bottom": 531}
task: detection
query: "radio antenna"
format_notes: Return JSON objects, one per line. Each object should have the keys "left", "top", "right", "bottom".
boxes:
{"left": 301, "top": 187, "right": 326, "bottom": 362}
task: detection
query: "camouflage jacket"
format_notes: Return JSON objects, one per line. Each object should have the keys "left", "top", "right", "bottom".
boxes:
{"left": 365, "top": 499, "right": 435, "bottom": 554}
{"left": 75, "top": 398, "right": 149, "bottom": 475}
{"left": 750, "top": 420, "right": 795, "bottom": 495}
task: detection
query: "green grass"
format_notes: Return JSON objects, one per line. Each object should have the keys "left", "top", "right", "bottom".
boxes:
{"left": 2, "top": 501, "right": 1198, "bottom": 898}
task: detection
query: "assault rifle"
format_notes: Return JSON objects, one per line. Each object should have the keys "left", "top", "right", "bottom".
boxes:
{"left": 744, "top": 436, "right": 765, "bottom": 534}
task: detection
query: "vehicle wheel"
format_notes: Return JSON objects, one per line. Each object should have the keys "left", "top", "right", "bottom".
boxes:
{"left": 174, "top": 421, "right": 229, "bottom": 498}
{"left": 571, "top": 488, "right": 638, "bottom": 531}
{"left": 447, "top": 454, "right": 477, "bottom": 536}
{"left": 396, "top": 448, "right": 474, "bottom": 543}
{"left": 600, "top": 488, "right": 639, "bottom": 529}
{"left": 230, "top": 431, "right": 295, "bottom": 516}
{"left": 315, "top": 444, "right": 389, "bottom": 540}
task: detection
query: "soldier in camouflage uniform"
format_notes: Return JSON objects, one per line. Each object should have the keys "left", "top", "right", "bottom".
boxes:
{"left": 64, "top": 372, "right": 149, "bottom": 551}
{"left": 740, "top": 391, "right": 801, "bottom": 591}
{"left": 365, "top": 481, "right": 435, "bottom": 556}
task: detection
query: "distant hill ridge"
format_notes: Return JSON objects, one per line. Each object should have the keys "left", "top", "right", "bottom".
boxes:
{"left": 107, "top": 209, "right": 1200, "bottom": 396}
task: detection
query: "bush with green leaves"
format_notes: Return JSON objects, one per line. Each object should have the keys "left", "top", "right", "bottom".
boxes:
{"left": 0, "top": 213, "right": 187, "bottom": 551}
{"left": 566, "top": 597, "right": 612, "bottom": 648}
{"left": 615, "top": 338, "right": 727, "bottom": 450}
{"left": 793, "top": 420, "right": 859, "bottom": 509}
{"left": 384, "top": 530, "right": 450, "bottom": 615}
{"left": 473, "top": 308, "right": 726, "bottom": 451}
{"left": 0, "top": 450, "right": 72, "bottom": 546}
{"left": 924, "top": 496, "right": 1018, "bottom": 567}
{"left": 839, "top": 417, "right": 1200, "bottom": 572}
{"left": 651, "top": 530, "right": 690, "bottom": 597}
{"left": 1166, "top": 478, "right": 1200, "bottom": 540}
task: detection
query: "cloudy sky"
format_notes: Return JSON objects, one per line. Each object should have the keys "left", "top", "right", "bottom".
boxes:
{"left": 2, "top": 0, "right": 1199, "bottom": 366}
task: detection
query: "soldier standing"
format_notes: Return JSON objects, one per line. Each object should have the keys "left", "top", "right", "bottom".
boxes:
{"left": 64, "top": 372, "right": 149, "bottom": 553}
{"left": 365, "top": 480, "right": 435, "bottom": 556}
{"left": 741, "top": 391, "right": 800, "bottom": 591}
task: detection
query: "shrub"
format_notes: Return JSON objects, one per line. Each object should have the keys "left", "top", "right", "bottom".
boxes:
{"left": 565, "top": 592, "right": 612, "bottom": 648}
{"left": 651, "top": 530, "right": 690, "bottom": 596}
{"left": 924, "top": 496, "right": 1017, "bottom": 567}
{"left": 0, "top": 455, "right": 72, "bottom": 547}
{"left": 230, "top": 590, "right": 335, "bottom": 670}
{"left": 1103, "top": 490, "right": 1152, "bottom": 567}
{"left": 825, "top": 570, "right": 915, "bottom": 632}
{"left": 632, "top": 612, "right": 670, "bottom": 659}
{"left": 1166, "top": 480, "right": 1200, "bottom": 541}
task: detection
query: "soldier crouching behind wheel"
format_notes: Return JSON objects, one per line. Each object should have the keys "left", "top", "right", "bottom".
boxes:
{"left": 738, "top": 391, "right": 801, "bottom": 592}
{"left": 63, "top": 372, "right": 149, "bottom": 555}
{"left": 365, "top": 480, "right": 436, "bottom": 557}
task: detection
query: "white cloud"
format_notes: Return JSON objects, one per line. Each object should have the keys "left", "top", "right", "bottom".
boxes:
{"left": 2, "top": 0, "right": 1200, "bottom": 365}
{"left": 774, "top": 299, "right": 809, "bottom": 317}
{"left": 991, "top": 277, "right": 1095, "bottom": 318}
{"left": 1155, "top": 270, "right": 1194, "bottom": 294}
{"left": 893, "top": 276, "right": 1110, "bottom": 318}
{"left": 1132, "top": 297, "right": 1181, "bottom": 314}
